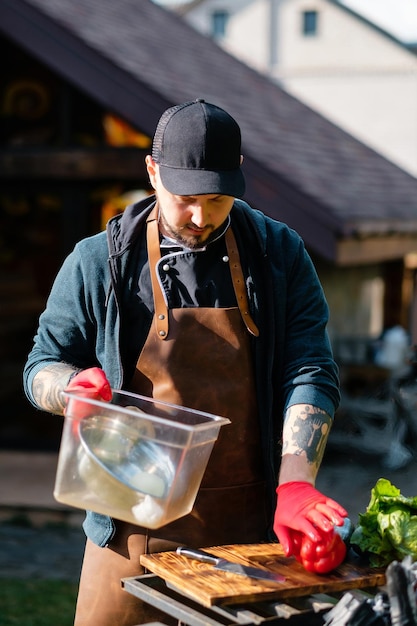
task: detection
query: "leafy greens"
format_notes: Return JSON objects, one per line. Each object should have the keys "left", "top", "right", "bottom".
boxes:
{"left": 350, "top": 478, "right": 417, "bottom": 567}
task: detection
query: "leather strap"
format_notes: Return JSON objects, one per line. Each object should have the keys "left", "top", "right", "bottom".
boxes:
{"left": 226, "top": 228, "right": 259, "bottom": 337}
{"left": 146, "top": 207, "right": 169, "bottom": 339}
{"left": 146, "top": 207, "right": 259, "bottom": 339}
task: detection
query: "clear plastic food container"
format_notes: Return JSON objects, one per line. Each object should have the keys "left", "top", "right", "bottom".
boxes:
{"left": 54, "top": 390, "right": 230, "bottom": 528}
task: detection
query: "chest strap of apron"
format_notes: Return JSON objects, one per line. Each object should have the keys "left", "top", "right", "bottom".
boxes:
{"left": 225, "top": 227, "right": 259, "bottom": 337}
{"left": 146, "top": 206, "right": 259, "bottom": 339}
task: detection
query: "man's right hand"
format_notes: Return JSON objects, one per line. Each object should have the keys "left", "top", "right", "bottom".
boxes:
{"left": 64, "top": 367, "right": 112, "bottom": 418}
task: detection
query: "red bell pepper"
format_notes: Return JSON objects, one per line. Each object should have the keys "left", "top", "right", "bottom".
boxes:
{"left": 292, "top": 529, "right": 347, "bottom": 574}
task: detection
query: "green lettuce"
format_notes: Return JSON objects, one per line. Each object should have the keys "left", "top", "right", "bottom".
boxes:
{"left": 350, "top": 478, "right": 417, "bottom": 567}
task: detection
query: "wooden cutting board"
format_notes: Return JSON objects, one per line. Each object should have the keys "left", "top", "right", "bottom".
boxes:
{"left": 140, "top": 543, "right": 385, "bottom": 607}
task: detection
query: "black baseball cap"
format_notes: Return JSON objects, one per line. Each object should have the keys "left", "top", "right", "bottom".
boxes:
{"left": 151, "top": 99, "right": 245, "bottom": 198}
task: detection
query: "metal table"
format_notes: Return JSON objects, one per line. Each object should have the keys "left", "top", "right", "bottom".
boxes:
{"left": 122, "top": 573, "right": 370, "bottom": 626}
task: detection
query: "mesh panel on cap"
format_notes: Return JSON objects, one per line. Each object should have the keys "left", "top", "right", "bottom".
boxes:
{"left": 152, "top": 102, "right": 194, "bottom": 163}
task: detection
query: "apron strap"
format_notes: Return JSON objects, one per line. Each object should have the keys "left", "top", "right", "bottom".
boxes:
{"left": 146, "top": 207, "right": 169, "bottom": 339}
{"left": 225, "top": 228, "right": 259, "bottom": 337}
{"left": 146, "top": 206, "right": 259, "bottom": 339}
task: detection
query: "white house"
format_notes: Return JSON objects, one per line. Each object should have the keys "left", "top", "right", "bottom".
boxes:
{"left": 172, "top": 0, "right": 417, "bottom": 177}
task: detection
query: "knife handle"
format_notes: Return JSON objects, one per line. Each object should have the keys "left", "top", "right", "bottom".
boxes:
{"left": 176, "top": 546, "right": 220, "bottom": 565}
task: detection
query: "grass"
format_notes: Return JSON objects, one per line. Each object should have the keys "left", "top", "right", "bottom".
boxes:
{"left": 0, "top": 579, "right": 78, "bottom": 626}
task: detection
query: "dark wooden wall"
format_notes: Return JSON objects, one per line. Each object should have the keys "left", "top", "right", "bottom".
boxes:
{"left": 0, "top": 35, "right": 150, "bottom": 450}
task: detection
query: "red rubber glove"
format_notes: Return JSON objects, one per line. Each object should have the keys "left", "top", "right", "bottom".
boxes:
{"left": 273, "top": 481, "right": 348, "bottom": 556}
{"left": 64, "top": 367, "right": 112, "bottom": 419}
{"left": 292, "top": 529, "right": 347, "bottom": 574}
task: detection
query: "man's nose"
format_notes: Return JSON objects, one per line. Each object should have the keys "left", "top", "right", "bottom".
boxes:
{"left": 190, "top": 203, "right": 209, "bottom": 227}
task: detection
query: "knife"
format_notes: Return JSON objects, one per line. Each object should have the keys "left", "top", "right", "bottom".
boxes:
{"left": 176, "top": 546, "right": 285, "bottom": 584}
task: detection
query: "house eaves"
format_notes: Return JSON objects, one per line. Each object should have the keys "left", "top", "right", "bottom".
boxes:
{"left": 337, "top": 231, "right": 417, "bottom": 266}
{"left": 331, "top": 0, "right": 417, "bottom": 54}
{"left": 170, "top": 0, "right": 205, "bottom": 16}
{"left": 1, "top": 0, "right": 417, "bottom": 265}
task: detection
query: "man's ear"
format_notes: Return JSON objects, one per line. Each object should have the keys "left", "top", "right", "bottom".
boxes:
{"left": 145, "top": 155, "right": 157, "bottom": 189}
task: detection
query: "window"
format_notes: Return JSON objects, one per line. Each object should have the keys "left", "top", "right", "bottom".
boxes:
{"left": 212, "top": 10, "right": 229, "bottom": 39}
{"left": 302, "top": 10, "right": 318, "bottom": 36}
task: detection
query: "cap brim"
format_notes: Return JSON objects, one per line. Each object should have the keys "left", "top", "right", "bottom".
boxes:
{"left": 159, "top": 165, "right": 245, "bottom": 198}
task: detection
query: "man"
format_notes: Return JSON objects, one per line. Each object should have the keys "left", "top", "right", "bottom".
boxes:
{"left": 24, "top": 99, "right": 347, "bottom": 625}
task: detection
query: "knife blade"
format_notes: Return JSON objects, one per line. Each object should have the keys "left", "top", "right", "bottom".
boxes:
{"left": 176, "top": 546, "right": 285, "bottom": 584}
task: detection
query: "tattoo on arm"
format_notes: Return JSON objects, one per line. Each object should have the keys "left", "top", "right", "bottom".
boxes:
{"left": 32, "top": 363, "right": 80, "bottom": 415}
{"left": 282, "top": 405, "right": 332, "bottom": 474}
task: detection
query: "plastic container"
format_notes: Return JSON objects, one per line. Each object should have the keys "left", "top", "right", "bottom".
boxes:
{"left": 54, "top": 390, "right": 230, "bottom": 528}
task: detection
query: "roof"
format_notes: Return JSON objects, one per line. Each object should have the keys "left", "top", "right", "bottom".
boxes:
{"left": 1, "top": 0, "right": 417, "bottom": 263}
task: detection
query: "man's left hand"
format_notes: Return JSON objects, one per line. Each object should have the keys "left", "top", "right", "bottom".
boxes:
{"left": 273, "top": 481, "right": 347, "bottom": 556}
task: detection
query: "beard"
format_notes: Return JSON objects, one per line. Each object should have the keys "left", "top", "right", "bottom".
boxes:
{"left": 158, "top": 210, "right": 214, "bottom": 249}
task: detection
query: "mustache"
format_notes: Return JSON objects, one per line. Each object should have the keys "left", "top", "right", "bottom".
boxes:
{"left": 183, "top": 223, "right": 214, "bottom": 232}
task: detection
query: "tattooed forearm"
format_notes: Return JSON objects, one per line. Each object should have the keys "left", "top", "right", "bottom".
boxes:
{"left": 32, "top": 363, "right": 80, "bottom": 415}
{"left": 282, "top": 404, "right": 332, "bottom": 474}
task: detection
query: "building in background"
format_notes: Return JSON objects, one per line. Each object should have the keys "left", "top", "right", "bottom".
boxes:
{"left": 1, "top": 0, "right": 417, "bottom": 449}
{"left": 173, "top": 0, "right": 417, "bottom": 177}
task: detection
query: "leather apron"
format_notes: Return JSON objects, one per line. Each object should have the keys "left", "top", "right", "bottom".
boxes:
{"left": 74, "top": 210, "right": 267, "bottom": 626}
